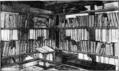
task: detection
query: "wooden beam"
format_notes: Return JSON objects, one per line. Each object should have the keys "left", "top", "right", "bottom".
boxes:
{"left": 30, "top": 7, "right": 53, "bottom": 15}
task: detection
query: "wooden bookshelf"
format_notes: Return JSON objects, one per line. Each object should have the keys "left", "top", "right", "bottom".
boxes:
{"left": 2, "top": 58, "right": 55, "bottom": 68}
{"left": 0, "top": 1, "right": 119, "bottom": 70}
{"left": 58, "top": 4, "right": 119, "bottom": 70}
{"left": 0, "top": 9, "right": 55, "bottom": 69}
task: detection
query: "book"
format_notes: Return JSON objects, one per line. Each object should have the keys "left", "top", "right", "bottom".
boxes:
{"left": 96, "top": 56, "right": 99, "bottom": 62}
{"left": 78, "top": 53, "right": 84, "bottom": 60}
{"left": 96, "top": 42, "right": 102, "bottom": 54}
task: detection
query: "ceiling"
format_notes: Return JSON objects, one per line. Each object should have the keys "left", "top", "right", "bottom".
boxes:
{"left": 1, "top": 1, "right": 115, "bottom": 14}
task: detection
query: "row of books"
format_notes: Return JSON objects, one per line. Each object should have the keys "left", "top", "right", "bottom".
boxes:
{"left": 1, "top": 30, "right": 18, "bottom": 41}
{"left": 59, "top": 40, "right": 114, "bottom": 56}
{"left": 78, "top": 53, "right": 118, "bottom": 66}
{"left": 60, "top": 12, "right": 119, "bottom": 28}
{"left": 2, "top": 41, "right": 32, "bottom": 57}
{"left": 29, "top": 29, "right": 49, "bottom": 40}
{"left": 95, "top": 29, "right": 119, "bottom": 42}
{"left": 0, "top": 29, "right": 50, "bottom": 41}
{"left": 64, "top": 29, "right": 119, "bottom": 43}
{"left": 82, "top": 41, "right": 114, "bottom": 56}
{"left": 0, "top": 12, "right": 54, "bottom": 29}
{"left": 95, "top": 12, "right": 119, "bottom": 27}
{"left": 79, "top": 41, "right": 96, "bottom": 54}
{"left": 2, "top": 40, "right": 56, "bottom": 57}
{"left": 59, "top": 40, "right": 78, "bottom": 52}
{"left": 65, "top": 29, "right": 89, "bottom": 41}
{"left": 80, "top": 41, "right": 113, "bottom": 55}
{"left": 96, "top": 42, "right": 114, "bottom": 56}
{"left": 0, "top": 12, "right": 26, "bottom": 28}
{"left": 1, "top": 29, "right": 29, "bottom": 41}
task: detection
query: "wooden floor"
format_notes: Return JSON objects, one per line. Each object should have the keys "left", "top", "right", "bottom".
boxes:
{"left": 1, "top": 65, "right": 88, "bottom": 71}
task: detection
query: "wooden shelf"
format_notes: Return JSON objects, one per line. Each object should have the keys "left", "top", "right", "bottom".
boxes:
{"left": 1, "top": 27, "right": 52, "bottom": 30}
{"left": 2, "top": 52, "right": 39, "bottom": 59}
{"left": 1, "top": 39, "right": 45, "bottom": 42}
{"left": 80, "top": 8, "right": 119, "bottom": 14}
{"left": 62, "top": 50, "right": 78, "bottom": 55}
{"left": 65, "top": 59, "right": 116, "bottom": 70}
{"left": 2, "top": 58, "right": 55, "bottom": 68}
{"left": 55, "top": 64, "right": 81, "bottom": 70}
{"left": 28, "top": 28, "right": 52, "bottom": 29}
{"left": 36, "top": 64, "right": 55, "bottom": 70}
{"left": 66, "top": 8, "right": 119, "bottom": 15}
{"left": 1, "top": 28, "right": 18, "bottom": 30}
{"left": 61, "top": 50, "right": 118, "bottom": 59}
{"left": 1, "top": 26, "right": 119, "bottom": 30}
{"left": 2, "top": 51, "right": 55, "bottom": 60}
{"left": 74, "top": 40, "right": 115, "bottom": 44}
{"left": 58, "top": 26, "right": 119, "bottom": 29}
{"left": 61, "top": 51, "right": 116, "bottom": 70}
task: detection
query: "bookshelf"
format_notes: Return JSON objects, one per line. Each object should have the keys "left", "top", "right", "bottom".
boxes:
{"left": 0, "top": 10, "right": 56, "bottom": 70}
{"left": 58, "top": 6, "right": 119, "bottom": 70}
{"left": 0, "top": 1, "right": 119, "bottom": 70}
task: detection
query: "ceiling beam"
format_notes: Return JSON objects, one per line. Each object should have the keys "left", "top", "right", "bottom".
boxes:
{"left": 30, "top": 7, "right": 53, "bottom": 15}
